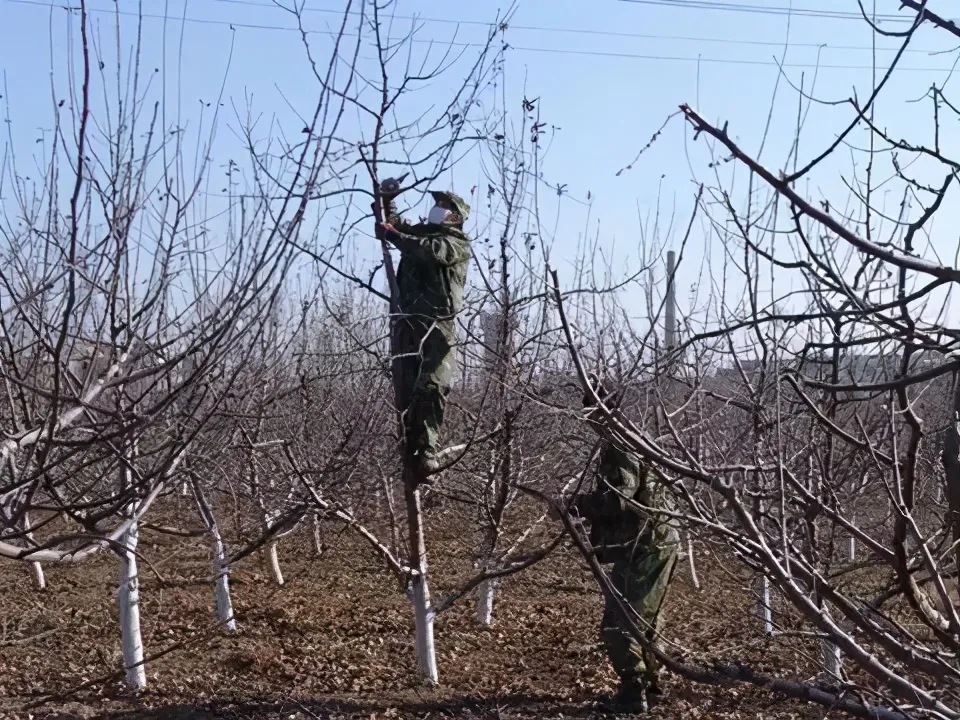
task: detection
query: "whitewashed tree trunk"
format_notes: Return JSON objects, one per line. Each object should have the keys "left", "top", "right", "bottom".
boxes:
{"left": 686, "top": 533, "right": 700, "bottom": 591}
{"left": 115, "top": 426, "right": 146, "bottom": 691}
{"left": 751, "top": 487, "right": 774, "bottom": 634}
{"left": 821, "top": 635, "right": 843, "bottom": 680}
{"left": 29, "top": 559, "right": 45, "bottom": 590}
{"left": 820, "top": 606, "right": 843, "bottom": 683}
{"left": 409, "top": 574, "right": 437, "bottom": 682}
{"left": 246, "top": 399, "right": 284, "bottom": 586}
{"left": 474, "top": 577, "right": 498, "bottom": 626}
{"left": 117, "top": 508, "right": 146, "bottom": 691}
{"left": 848, "top": 511, "right": 857, "bottom": 561}
{"left": 265, "top": 539, "right": 284, "bottom": 586}
{"left": 22, "top": 512, "right": 45, "bottom": 590}
{"left": 405, "top": 482, "right": 437, "bottom": 683}
{"left": 211, "top": 523, "right": 236, "bottom": 632}
{"left": 311, "top": 511, "right": 324, "bottom": 557}
{"left": 760, "top": 575, "right": 774, "bottom": 635}
{"left": 191, "top": 479, "right": 236, "bottom": 633}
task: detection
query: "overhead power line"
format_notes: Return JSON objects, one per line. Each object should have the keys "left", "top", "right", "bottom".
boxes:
{"left": 215, "top": 0, "right": 929, "bottom": 25}
{"left": 210, "top": 0, "right": 946, "bottom": 55}
{"left": 618, "top": 0, "right": 928, "bottom": 23}
{"left": 3, "top": 0, "right": 955, "bottom": 72}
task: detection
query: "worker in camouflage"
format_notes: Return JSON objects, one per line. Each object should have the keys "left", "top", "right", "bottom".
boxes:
{"left": 567, "top": 375, "right": 680, "bottom": 713}
{"left": 375, "top": 186, "right": 472, "bottom": 479}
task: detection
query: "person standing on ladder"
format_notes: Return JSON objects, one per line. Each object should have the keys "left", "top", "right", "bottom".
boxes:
{"left": 374, "top": 180, "right": 472, "bottom": 480}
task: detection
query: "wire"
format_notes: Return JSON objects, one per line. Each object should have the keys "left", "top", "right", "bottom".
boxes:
{"left": 210, "top": 0, "right": 945, "bottom": 54}
{"left": 618, "top": 0, "right": 925, "bottom": 23}
{"left": 3, "top": 0, "right": 955, "bottom": 72}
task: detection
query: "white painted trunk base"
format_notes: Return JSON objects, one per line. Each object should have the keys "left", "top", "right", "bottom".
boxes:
{"left": 821, "top": 637, "right": 843, "bottom": 681}
{"left": 686, "top": 534, "right": 700, "bottom": 591}
{"left": 29, "top": 561, "right": 45, "bottom": 590}
{"left": 819, "top": 605, "right": 843, "bottom": 683}
{"left": 211, "top": 526, "right": 237, "bottom": 633}
{"left": 22, "top": 513, "right": 45, "bottom": 590}
{"left": 475, "top": 578, "right": 498, "bottom": 626}
{"left": 760, "top": 575, "right": 774, "bottom": 635}
{"left": 191, "top": 481, "right": 237, "bottom": 632}
{"left": 410, "top": 577, "right": 438, "bottom": 684}
{"left": 849, "top": 513, "right": 857, "bottom": 561}
{"left": 118, "top": 518, "right": 147, "bottom": 691}
{"left": 265, "top": 541, "right": 284, "bottom": 586}
{"left": 311, "top": 513, "right": 324, "bottom": 557}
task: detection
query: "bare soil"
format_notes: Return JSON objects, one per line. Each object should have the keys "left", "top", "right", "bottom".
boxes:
{"left": 0, "top": 504, "right": 830, "bottom": 719}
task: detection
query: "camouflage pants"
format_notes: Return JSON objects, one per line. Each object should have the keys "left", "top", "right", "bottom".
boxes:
{"left": 393, "top": 316, "right": 456, "bottom": 463}
{"left": 601, "top": 530, "right": 680, "bottom": 687}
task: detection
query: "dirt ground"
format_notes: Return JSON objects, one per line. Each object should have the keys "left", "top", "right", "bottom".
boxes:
{"left": 0, "top": 505, "right": 831, "bottom": 720}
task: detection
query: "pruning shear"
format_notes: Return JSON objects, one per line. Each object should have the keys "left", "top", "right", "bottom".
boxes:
{"left": 378, "top": 172, "right": 409, "bottom": 198}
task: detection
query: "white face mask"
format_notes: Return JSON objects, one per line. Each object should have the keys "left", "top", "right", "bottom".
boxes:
{"left": 428, "top": 205, "right": 452, "bottom": 224}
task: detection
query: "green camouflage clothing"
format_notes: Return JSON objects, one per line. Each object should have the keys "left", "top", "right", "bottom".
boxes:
{"left": 572, "top": 413, "right": 680, "bottom": 690}
{"left": 381, "top": 193, "right": 472, "bottom": 471}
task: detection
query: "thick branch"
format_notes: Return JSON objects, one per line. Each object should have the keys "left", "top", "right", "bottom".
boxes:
{"left": 680, "top": 105, "right": 960, "bottom": 284}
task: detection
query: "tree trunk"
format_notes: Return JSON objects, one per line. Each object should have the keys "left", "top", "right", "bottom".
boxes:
{"left": 29, "top": 560, "right": 45, "bottom": 590}
{"left": 819, "top": 606, "right": 843, "bottom": 683}
{"left": 821, "top": 636, "right": 843, "bottom": 681}
{"left": 686, "top": 534, "right": 700, "bottom": 592}
{"left": 404, "top": 477, "right": 438, "bottom": 684}
{"left": 760, "top": 574, "right": 773, "bottom": 635}
{"left": 117, "top": 509, "right": 146, "bottom": 691}
{"left": 22, "top": 512, "right": 45, "bottom": 590}
{"left": 754, "top": 493, "right": 774, "bottom": 634}
{"left": 191, "top": 480, "right": 237, "bottom": 633}
{"left": 376, "top": 174, "right": 439, "bottom": 684}
{"left": 311, "top": 511, "right": 324, "bottom": 557}
{"left": 264, "top": 539, "right": 284, "bottom": 586}
{"left": 211, "top": 521, "right": 237, "bottom": 633}
{"left": 474, "top": 577, "right": 498, "bottom": 626}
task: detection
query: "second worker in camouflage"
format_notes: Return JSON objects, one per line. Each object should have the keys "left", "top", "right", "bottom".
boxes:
{"left": 565, "top": 376, "right": 680, "bottom": 713}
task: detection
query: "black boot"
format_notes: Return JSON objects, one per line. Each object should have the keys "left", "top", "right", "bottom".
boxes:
{"left": 611, "top": 676, "right": 650, "bottom": 714}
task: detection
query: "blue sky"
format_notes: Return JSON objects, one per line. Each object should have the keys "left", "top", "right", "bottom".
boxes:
{"left": 1, "top": 0, "right": 958, "bottom": 345}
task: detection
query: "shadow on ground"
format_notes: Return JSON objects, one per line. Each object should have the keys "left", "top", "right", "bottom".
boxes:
{"left": 37, "top": 692, "right": 614, "bottom": 720}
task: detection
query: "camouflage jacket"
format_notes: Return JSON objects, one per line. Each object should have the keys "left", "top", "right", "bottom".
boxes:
{"left": 572, "top": 427, "right": 676, "bottom": 559}
{"left": 382, "top": 198, "right": 472, "bottom": 325}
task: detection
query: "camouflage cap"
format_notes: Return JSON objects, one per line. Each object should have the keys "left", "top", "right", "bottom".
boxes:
{"left": 430, "top": 190, "right": 470, "bottom": 222}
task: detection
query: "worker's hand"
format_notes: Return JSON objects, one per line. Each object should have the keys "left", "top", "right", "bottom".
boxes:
{"left": 374, "top": 222, "right": 395, "bottom": 240}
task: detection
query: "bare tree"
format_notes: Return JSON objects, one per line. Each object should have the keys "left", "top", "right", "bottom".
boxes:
{"left": 541, "top": 4, "right": 960, "bottom": 716}
{"left": 285, "top": 0, "right": 514, "bottom": 682}
{"left": 0, "top": 0, "right": 362, "bottom": 689}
